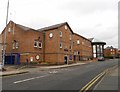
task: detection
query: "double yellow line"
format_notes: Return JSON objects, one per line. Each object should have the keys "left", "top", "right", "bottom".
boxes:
{"left": 80, "top": 71, "right": 106, "bottom": 92}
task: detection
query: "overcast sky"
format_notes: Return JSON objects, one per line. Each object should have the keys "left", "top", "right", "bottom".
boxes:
{"left": 0, "top": 0, "right": 119, "bottom": 48}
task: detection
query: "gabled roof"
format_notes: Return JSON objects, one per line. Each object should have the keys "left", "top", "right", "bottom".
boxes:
{"left": 16, "top": 23, "right": 38, "bottom": 32}
{"left": 73, "top": 33, "right": 91, "bottom": 42}
{"left": 38, "top": 22, "right": 74, "bottom": 34}
{"left": 105, "top": 46, "right": 116, "bottom": 49}
{"left": 1, "top": 21, "right": 38, "bottom": 34}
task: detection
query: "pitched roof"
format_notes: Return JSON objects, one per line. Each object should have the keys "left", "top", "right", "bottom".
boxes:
{"left": 16, "top": 23, "right": 38, "bottom": 32}
{"left": 1, "top": 21, "right": 38, "bottom": 34}
{"left": 38, "top": 22, "right": 74, "bottom": 34}
{"left": 73, "top": 33, "right": 91, "bottom": 42}
{"left": 105, "top": 46, "right": 116, "bottom": 49}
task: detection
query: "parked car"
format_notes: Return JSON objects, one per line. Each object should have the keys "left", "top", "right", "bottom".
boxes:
{"left": 98, "top": 56, "right": 105, "bottom": 61}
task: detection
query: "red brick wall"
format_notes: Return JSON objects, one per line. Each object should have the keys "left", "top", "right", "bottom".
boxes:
{"left": 2, "top": 21, "right": 43, "bottom": 64}
{"left": 1, "top": 21, "right": 93, "bottom": 64}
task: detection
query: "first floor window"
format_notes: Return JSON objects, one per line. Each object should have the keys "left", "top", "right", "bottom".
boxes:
{"left": 60, "top": 42, "right": 62, "bottom": 48}
{"left": 12, "top": 40, "right": 19, "bottom": 49}
{"left": 12, "top": 43, "right": 15, "bottom": 49}
{"left": 34, "top": 41, "right": 37, "bottom": 47}
{"left": 77, "top": 40, "right": 80, "bottom": 44}
{"left": 69, "top": 45, "right": 72, "bottom": 50}
{"left": 60, "top": 31, "right": 62, "bottom": 37}
{"left": 16, "top": 42, "right": 19, "bottom": 49}
{"left": 38, "top": 42, "right": 42, "bottom": 48}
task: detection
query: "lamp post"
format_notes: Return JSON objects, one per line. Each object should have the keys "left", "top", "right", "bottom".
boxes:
{"left": 2, "top": 0, "right": 9, "bottom": 67}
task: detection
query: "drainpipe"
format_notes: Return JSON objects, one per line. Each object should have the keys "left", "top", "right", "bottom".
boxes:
{"left": 43, "top": 31, "right": 45, "bottom": 62}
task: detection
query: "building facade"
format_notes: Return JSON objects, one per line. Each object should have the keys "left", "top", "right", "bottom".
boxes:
{"left": 1, "top": 21, "right": 93, "bottom": 65}
{"left": 104, "top": 46, "right": 119, "bottom": 58}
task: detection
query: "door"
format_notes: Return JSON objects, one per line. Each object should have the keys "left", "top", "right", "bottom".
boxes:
{"left": 5, "top": 55, "right": 15, "bottom": 65}
{"left": 74, "top": 55, "right": 76, "bottom": 61}
{"left": 64, "top": 56, "right": 68, "bottom": 64}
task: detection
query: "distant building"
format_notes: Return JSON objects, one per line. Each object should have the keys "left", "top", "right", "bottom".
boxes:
{"left": 1, "top": 21, "right": 93, "bottom": 65}
{"left": 104, "top": 46, "right": 119, "bottom": 58}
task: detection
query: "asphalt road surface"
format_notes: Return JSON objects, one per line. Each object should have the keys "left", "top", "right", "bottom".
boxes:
{"left": 2, "top": 59, "right": 118, "bottom": 91}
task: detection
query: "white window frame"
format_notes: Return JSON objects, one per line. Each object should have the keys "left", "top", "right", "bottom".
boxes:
{"left": 16, "top": 42, "right": 19, "bottom": 49}
{"left": 38, "top": 42, "right": 42, "bottom": 48}
{"left": 8, "top": 28, "right": 11, "bottom": 32}
{"left": 60, "top": 31, "right": 62, "bottom": 37}
{"left": 12, "top": 43, "right": 15, "bottom": 49}
{"left": 34, "top": 41, "right": 37, "bottom": 48}
{"left": 60, "top": 42, "right": 62, "bottom": 48}
{"left": 77, "top": 40, "right": 80, "bottom": 44}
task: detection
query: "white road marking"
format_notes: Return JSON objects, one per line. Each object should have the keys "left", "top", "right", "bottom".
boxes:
{"left": 49, "top": 70, "right": 58, "bottom": 74}
{"left": 14, "top": 74, "right": 48, "bottom": 84}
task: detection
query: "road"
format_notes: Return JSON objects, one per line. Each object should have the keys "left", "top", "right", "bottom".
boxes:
{"left": 2, "top": 59, "right": 118, "bottom": 91}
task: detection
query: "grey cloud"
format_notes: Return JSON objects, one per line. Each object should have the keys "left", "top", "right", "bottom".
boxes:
{"left": 59, "top": 0, "right": 118, "bottom": 15}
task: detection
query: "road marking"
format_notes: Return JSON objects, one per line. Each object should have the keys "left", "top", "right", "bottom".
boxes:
{"left": 80, "top": 65, "right": 118, "bottom": 92}
{"left": 85, "top": 72, "right": 105, "bottom": 91}
{"left": 14, "top": 74, "right": 48, "bottom": 84}
{"left": 49, "top": 70, "right": 58, "bottom": 74}
{"left": 80, "top": 71, "right": 106, "bottom": 92}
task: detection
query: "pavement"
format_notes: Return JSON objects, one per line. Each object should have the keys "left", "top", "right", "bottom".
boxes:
{"left": 94, "top": 65, "right": 119, "bottom": 90}
{"left": 0, "top": 61, "right": 91, "bottom": 76}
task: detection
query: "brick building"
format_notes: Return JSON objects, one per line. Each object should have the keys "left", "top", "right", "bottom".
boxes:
{"left": 104, "top": 46, "right": 119, "bottom": 58}
{"left": 1, "top": 21, "right": 93, "bottom": 65}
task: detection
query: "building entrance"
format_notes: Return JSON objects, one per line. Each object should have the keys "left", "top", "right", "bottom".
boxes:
{"left": 64, "top": 56, "right": 68, "bottom": 64}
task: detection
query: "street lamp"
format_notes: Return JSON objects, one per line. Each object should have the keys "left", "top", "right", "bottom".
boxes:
{"left": 2, "top": 0, "right": 9, "bottom": 67}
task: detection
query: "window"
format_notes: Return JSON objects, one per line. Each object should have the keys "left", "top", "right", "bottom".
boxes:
{"left": 12, "top": 40, "right": 19, "bottom": 49}
{"left": 69, "top": 45, "right": 72, "bottom": 50}
{"left": 77, "top": 40, "right": 80, "bottom": 44}
{"left": 12, "top": 43, "right": 15, "bottom": 49}
{"left": 72, "top": 41, "right": 74, "bottom": 45}
{"left": 65, "top": 25, "right": 67, "bottom": 30}
{"left": 38, "top": 42, "right": 42, "bottom": 48}
{"left": 60, "top": 31, "right": 62, "bottom": 37}
{"left": 49, "top": 33, "right": 53, "bottom": 38}
{"left": 34, "top": 41, "right": 37, "bottom": 47}
{"left": 110, "top": 49, "right": 112, "bottom": 51}
{"left": 8, "top": 28, "right": 11, "bottom": 32}
{"left": 82, "top": 42, "right": 84, "bottom": 45}
{"left": 16, "top": 42, "right": 19, "bottom": 49}
{"left": 60, "top": 42, "right": 62, "bottom": 48}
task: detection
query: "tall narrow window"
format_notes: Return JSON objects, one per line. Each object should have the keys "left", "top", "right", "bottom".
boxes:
{"left": 69, "top": 45, "right": 72, "bottom": 50}
{"left": 60, "top": 31, "right": 62, "bottom": 37}
{"left": 12, "top": 43, "right": 15, "bottom": 49}
{"left": 38, "top": 42, "right": 42, "bottom": 48}
{"left": 60, "top": 42, "right": 62, "bottom": 48}
{"left": 16, "top": 42, "right": 19, "bottom": 49}
{"left": 8, "top": 28, "right": 11, "bottom": 32}
{"left": 34, "top": 41, "right": 37, "bottom": 47}
{"left": 77, "top": 40, "right": 80, "bottom": 44}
